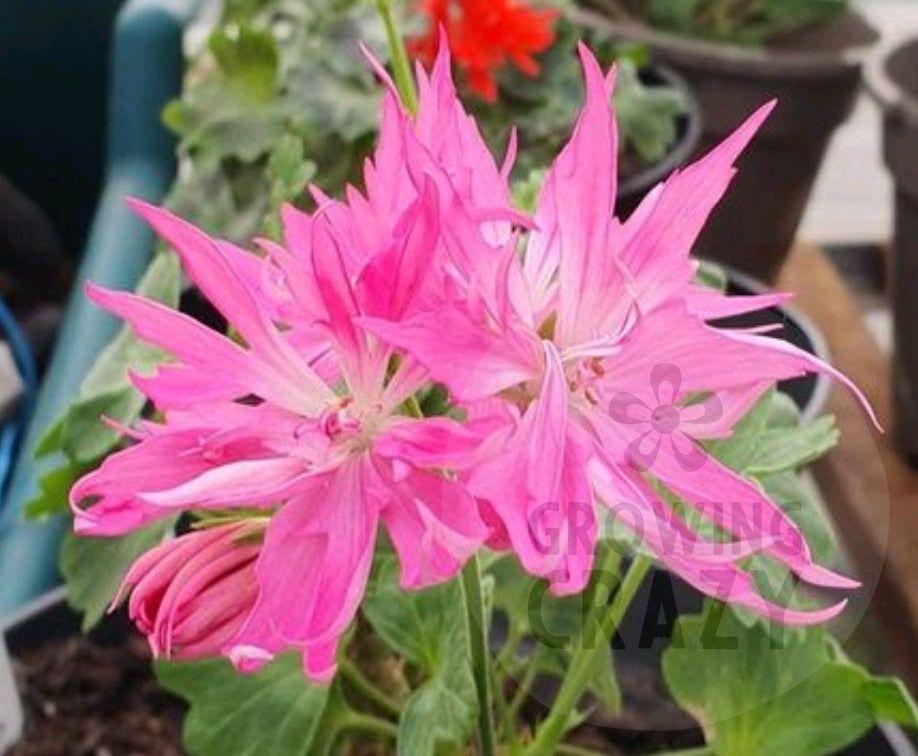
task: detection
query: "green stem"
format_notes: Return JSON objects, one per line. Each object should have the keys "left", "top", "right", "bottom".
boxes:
{"left": 493, "top": 660, "right": 521, "bottom": 750}
{"left": 461, "top": 553, "right": 497, "bottom": 756}
{"left": 507, "top": 662, "right": 538, "bottom": 724}
{"left": 655, "top": 747, "right": 715, "bottom": 756}
{"left": 526, "top": 555, "right": 652, "bottom": 756}
{"left": 340, "top": 711, "right": 399, "bottom": 740}
{"left": 374, "top": 0, "right": 419, "bottom": 115}
{"left": 339, "top": 658, "right": 402, "bottom": 719}
{"left": 402, "top": 394, "right": 423, "bottom": 418}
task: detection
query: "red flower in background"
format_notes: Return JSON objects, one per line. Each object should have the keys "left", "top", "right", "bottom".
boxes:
{"left": 412, "top": 0, "right": 558, "bottom": 101}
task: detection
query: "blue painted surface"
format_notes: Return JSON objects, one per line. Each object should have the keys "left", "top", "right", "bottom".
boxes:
{"left": 0, "top": 0, "right": 201, "bottom": 614}
{"left": 0, "top": 297, "right": 37, "bottom": 508}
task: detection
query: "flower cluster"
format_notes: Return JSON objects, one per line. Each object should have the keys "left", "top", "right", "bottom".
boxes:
{"left": 71, "top": 41, "right": 873, "bottom": 683}
{"left": 411, "top": 0, "right": 558, "bottom": 101}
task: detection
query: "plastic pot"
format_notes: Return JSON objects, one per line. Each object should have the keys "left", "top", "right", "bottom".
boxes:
{"left": 572, "top": 6, "right": 878, "bottom": 282}
{"left": 616, "top": 64, "right": 702, "bottom": 217}
{"left": 0, "top": 296, "right": 37, "bottom": 509}
{"left": 867, "top": 36, "right": 918, "bottom": 460}
{"left": 0, "top": 0, "right": 202, "bottom": 616}
{"left": 7, "top": 588, "right": 916, "bottom": 755}
{"left": 719, "top": 267, "right": 830, "bottom": 422}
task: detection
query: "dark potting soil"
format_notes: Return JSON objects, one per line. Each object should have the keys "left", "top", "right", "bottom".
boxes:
{"left": 5, "top": 627, "right": 701, "bottom": 755}
{"left": 5, "top": 632, "right": 185, "bottom": 756}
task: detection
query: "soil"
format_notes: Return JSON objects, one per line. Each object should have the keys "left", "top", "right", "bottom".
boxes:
{"left": 4, "top": 620, "right": 701, "bottom": 755}
{"left": 5, "top": 632, "right": 185, "bottom": 756}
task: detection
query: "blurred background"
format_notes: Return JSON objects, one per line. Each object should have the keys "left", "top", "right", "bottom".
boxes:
{"left": 0, "top": 0, "right": 917, "bottom": 745}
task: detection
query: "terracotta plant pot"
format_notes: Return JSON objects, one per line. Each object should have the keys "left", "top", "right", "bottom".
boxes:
{"left": 867, "top": 36, "right": 918, "bottom": 460}
{"left": 571, "top": 5, "right": 878, "bottom": 282}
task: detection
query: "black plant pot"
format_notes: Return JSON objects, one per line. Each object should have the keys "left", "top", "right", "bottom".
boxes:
{"left": 1, "top": 276, "right": 900, "bottom": 754}
{"left": 867, "top": 36, "right": 918, "bottom": 461}
{"left": 3, "top": 589, "right": 186, "bottom": 754}
{"left": 615, "top": 64, "right": 703, "bottom": 218}
{"left": 573, "top": 5, "right": 878, "bottom": 283}
{"left": 719, "top": 266, "right": 831, "bottom": 422}
{"left": 11, "top": 590, "right": 913, "bottom": 756}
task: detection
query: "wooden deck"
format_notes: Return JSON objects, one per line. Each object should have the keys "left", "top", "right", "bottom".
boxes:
{"left": 779, "top": 243, "right": 918, "bottom": 690}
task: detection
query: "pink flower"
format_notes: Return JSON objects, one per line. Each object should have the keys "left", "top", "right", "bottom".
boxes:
{"left": 609, "top": 363, "right": 723, "bottom": 473}
{"left": 363, "top": 44, "right": 878, "bottom": 624}
{"left": 72, "top": 44, "right": 521, "bottom": 683}
{"left": 113, "top": 522, "right": 262, "bottom": 661}
{"left": 73, "top": 193, "right": 488, "bottom": 681}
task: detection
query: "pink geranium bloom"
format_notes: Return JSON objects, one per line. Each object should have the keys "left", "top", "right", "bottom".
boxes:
{"left": 364, "top": 45, "right": 877, "bottom": 623}
{"left": 70, "top": 44, "right": 527, "bottom": 682}
{"left": 71, "top": 188, "right": 488, "bottom": 682}
{"left": 71, "top": 42, "right": 519, "bottom": 683}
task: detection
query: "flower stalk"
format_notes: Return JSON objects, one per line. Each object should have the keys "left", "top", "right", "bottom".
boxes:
{"left": 339, "top": 658, "right": 402, "bottom": 719}
{"left": 526, "top": 554, "right": 652, "bottom": 756}
{"left": 374, "top": 0, "right": 419, "bottom": 114}
{"left": 461, "top": 553, "right": 498, "bottom": 756}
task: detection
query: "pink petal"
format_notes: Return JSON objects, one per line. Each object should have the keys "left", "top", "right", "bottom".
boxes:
{"left": 139, "top": 457, "right": 311, "bottom": 509}
{"left": 356, "top": 178, "right": 439, "bottom": 320}
{"left": 617, "top": 102, "right": 775, "bottom": 314}
{"left": 684, "top": 285, "right": 793, "bottom": 320}
{"left": 227, "top": 462, "right": 379, "bottom": 683}
{"left": 310, "top": 218, "right": 389, "bottom": 398}
{"left": 532, "top": 45, "right": 620, "bottom": 349}
{"left": 360, "top": 304, "right": 540, "bottom": 403}
{"left": 127, "top": 200, "right": 333, "bottom": 406}
{"left": 469, "top": 342, "right": 596, "bottom": 595}
{"left": 379, "top": 465, "right": 488, "bottom": 589}
{"left": 71, "top": 429, "right": 217, "bottom": 535}
{"left": 589, "top": 457, "right": 849, "bottom": 625}
{"left": 86, "top": 283, "right": 325, "bottom": 415}
{"left": 374, "top": 416, "right": 483, "bottom": 470}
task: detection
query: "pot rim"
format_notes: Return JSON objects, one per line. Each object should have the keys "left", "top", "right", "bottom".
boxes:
{"left": 719, "top": 265, "right": 833, "bottom": 423}
{"left": 618, "top": 63, "right": 703, "bottom": 201}
{"left": 865, "top": 35, "right": 918, "bottom": 127}
{"left": 569, "top": 6, "right": 878, "bottom": 79}
{"left": 1, "top": 586, "right": 67, "bottom": 634}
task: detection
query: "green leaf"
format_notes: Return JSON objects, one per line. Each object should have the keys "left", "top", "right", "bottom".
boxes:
{"left": 695, "top": 260, "right": 728, "bottom": 293}
{"left": 156, "top": 655, "right": 336, "bottom": 756}
{"left": 511, "top": 168, "right": 547, "bottom": 214}
{"left": 363, "top": 550, "right": 477, "bottom": 754}
{"left": 60, "top": 388, "right": 146, "bottom": 464}
{"left": 706, "top": 390, "right": 775, "bottom": 472}
{"left": 662, "top": 603, "right": 915, "bottom": 756}
{"left": 209, "top": 24, "right": 278, "bottom": 104}
{"left": 59, "top": 517, "right": 177, "bottom": 631}
{"left": 863, "top": 677, "right": 918, "bottom": 728}
{"left": 34, "top": 251, "right": 180, "bottom": 464}
{"left": 488, "top": 550, "right": 621, "bottom": 713}
{"left": 33, "top": 415, "right": 65, "bottom": 459}
{"left": 637, "top": 0, "right": 847, "bottom": 45}
{"left": 23, "top": 462, "right": 86, "bottom": 520}
{"left": 263, "top": 134, "right": 315, "bottom": 239}
{"left": 613, "top": 58, "right": 686, "bottom": 164}
{"left": 746, "top": 417, "right": 839, "bottom": 476}
{"left": 757, "top": 471, "right": 834, "bottom": 563}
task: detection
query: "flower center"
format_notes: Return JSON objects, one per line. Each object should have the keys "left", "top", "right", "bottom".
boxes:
{"left": 318, "top": 397, "right": 384, "bottom": 453}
